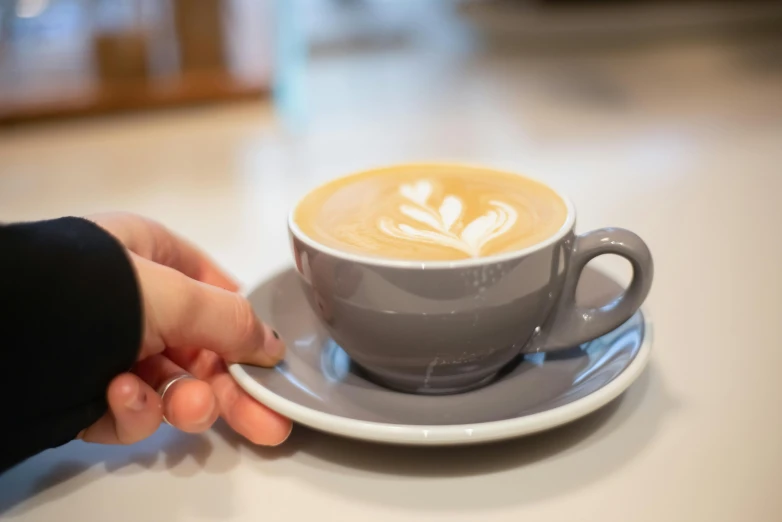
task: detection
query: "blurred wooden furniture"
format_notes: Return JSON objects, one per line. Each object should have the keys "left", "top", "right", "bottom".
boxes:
{"left": 172, "top": 0, "right": 227, "bottom": 73}
{"left": 93, "top": 31, "right": 150, "bottom": 83}
{"left": 0, "top": 0, "right": 271, "bottom": 124}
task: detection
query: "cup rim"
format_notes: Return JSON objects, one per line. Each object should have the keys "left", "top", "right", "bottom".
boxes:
{"left": 287, "top": 162, "right": 577, "bottom": 269}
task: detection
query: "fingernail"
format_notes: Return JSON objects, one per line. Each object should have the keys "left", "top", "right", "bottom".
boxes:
{"left": 195, "top": 393, "right": 218, "bottom": 426}
{"left": 269, "top": 423, "right": 294, "bottom": 447}
{"left": 125, "top": 382, "right": 147, "bottom": 412}
{"left": 263, "top": 327, "right": 285, "bottom": 359}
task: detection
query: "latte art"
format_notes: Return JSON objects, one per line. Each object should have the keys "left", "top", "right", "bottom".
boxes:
{"left": 294, "top": 164, "right": 568, "bottom": 261}
{"left": 378, "top": 180, "right": 520, "bottom": 257}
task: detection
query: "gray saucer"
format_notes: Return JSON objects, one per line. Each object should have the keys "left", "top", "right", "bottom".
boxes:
{"left": 230, "top": 266, "right": 651, "bottom": 445}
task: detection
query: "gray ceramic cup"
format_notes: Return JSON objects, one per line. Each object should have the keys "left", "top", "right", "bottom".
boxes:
{"left": 289, "top": 172, "right": 653, "bottom": 395}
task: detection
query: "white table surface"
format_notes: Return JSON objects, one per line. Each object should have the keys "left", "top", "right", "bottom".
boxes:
{"left": 1, "top": 32, "right": 781, "bottom": 521}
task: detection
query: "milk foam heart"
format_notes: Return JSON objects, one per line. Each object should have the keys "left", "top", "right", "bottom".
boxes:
{"left": 377, "top": 179, "right": 519, "bottom": 257}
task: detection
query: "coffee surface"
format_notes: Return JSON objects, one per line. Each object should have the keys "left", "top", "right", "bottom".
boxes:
{"left": 294, "top": 165, "right": 568, "bottom": 261}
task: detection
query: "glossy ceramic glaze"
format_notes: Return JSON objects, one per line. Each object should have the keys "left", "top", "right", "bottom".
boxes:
{"left": 230, "top": 265, "right": 651, "bottom": 445}
{"left": 288, "top": 171, "right": 653, "bottom": 394}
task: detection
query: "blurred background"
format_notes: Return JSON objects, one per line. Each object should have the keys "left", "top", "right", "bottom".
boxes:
{"left": 1, "top": 0, "right": 782, "bottom": 281}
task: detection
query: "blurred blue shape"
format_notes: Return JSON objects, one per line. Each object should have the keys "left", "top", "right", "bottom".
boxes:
{"left": 273, "top": 0, "right": 308, "bottom": 134}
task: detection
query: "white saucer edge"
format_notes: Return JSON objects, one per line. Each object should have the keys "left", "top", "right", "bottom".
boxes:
{"left": 229, "top": 309, "right": 653, "bottom": 446}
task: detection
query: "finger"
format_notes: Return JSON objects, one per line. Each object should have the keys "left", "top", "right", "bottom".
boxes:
{"left": 134, "top": 254, "right": 285, "bottom": 366}
{"left": 88, "top": 212, "right": 238, "bottom": 291}
{"left": 134, "top": 355, "right": 219, "bottom": 434}
{"left": 165, "top": 347, "right": 292, "bottom": 446}
{"left": 213, "top": 372, "right": 293, "bottom": 446}
{"left": 79, "top": 373, "right": 162, "bottom": 444}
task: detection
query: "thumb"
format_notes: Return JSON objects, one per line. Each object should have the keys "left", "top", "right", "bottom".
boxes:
{"left": 133, "top": 254, "right": 285, "bottom": 366}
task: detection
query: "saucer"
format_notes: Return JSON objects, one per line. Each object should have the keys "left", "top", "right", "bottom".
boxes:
{"left": 230, "top": 266, "right": 652, "bottom": 446}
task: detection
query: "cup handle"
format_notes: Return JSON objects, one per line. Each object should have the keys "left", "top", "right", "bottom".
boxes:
{"left": 541, "top": 227, "right": 654, "bottom": 350}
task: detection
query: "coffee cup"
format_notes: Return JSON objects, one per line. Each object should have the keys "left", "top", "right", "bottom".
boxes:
{"left": 289, "top": 164, "right": 653, "bottom": 395}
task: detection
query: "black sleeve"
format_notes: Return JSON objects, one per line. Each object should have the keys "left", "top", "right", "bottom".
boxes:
{"left": 0, "top": 217, "right": 142, "bottom": 472}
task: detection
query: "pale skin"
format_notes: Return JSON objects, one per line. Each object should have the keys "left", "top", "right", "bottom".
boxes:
{"left": 77, "top": 212, "right": 292, "bottom": 446}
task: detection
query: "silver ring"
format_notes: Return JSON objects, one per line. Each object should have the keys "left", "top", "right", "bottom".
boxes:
{"left": 157, "top": 374, "right": 192, "bottom": 425}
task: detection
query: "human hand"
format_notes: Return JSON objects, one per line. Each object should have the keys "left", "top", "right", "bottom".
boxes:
{"left": 77, "top": 212, "right": 292, "bottom": 446}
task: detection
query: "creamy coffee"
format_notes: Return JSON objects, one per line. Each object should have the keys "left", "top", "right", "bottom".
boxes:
{"left": 294, "top": 164, "right": 568, "bottom": 261}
